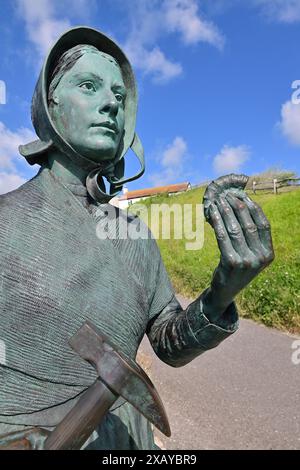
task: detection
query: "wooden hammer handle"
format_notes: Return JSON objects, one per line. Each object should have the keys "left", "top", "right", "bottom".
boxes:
{"left": 44, "top": 379, "right": 118, "bottom": 450}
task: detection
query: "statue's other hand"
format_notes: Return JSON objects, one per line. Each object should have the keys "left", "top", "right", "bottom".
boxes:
{"left": 208, "top": 191, "right": 275, "bottom": 303}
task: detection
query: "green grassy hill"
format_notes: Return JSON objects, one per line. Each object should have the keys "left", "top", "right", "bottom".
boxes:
{"left": 130, "top": 187, "right": 300, "bottom": 333}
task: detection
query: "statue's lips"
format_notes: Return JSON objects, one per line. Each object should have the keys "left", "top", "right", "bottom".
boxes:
{"left": 90, "top": 122, "right": 119, "bottom": 135}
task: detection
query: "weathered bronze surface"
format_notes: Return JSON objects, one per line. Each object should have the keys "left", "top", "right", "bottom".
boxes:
{"left": 201, "top": 173, "right": 275, "bottom": 324}
{"left": 44, "top": 321, "right": 170, "bottom": 450}
{"left": 0, "top": 25, "right": 274, "bottom": 450}
{"left": 0, "top": 428, "right": 50, "bottom": 450}
{"left": 19, "top": 27, "right": 145, "bottom": 202}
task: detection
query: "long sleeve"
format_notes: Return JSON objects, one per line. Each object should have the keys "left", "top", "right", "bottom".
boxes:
{"left": 146, "top": 289, "right": 239, "bottom": 368}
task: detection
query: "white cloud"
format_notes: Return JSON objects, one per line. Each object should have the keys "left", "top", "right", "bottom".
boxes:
{"left": 254, "top": 0, "right": 300, "bottom": 23}
{"left": 279, "top": 100, "right": 300, "bottom": 146}
{"left": 164, "top": 0, "right": 225, "bottom": 49}
{"left": 16, "top": 0, "right": 185, "bottom": 83}
{"left": 29, "top": 18, "right": 71, "bottom": 58}
{"left": 60, "top": 0, "right": 97, "bottom": 20}
{"left": 15, "top": 0, "right": 225, "bottom": 84}
{"left": 0, "top": 121, "right": 36, "bottom": 171}
{"left": 125, "top": 43, "right": 182, "bottom": 84}
{"left": 0, "top": 172, "right": 27, "bottom": 195}
{"left": 213, "top": 144, "right": 250, "bottom": 175}
{"left": 145, "top": 48, "right": 182, "bottom": 83}
{"left": 0, "top": 121, "right": 36, "bottom": 194}
{"left": 0, "top": 80, "right": 6, "bottom": 105}
{"left": 162, "top": 136, "right": 187, "bottom": 166}
{"left": 203, "top": 0, "right": 300, "bottom": 24}
{"left": 123, "top": 0, "right": 225, "bottom": 84}
{"left": 148, "top": 136, "right": 188, "bottom": 186}
{"left": 16, "top": 0, "right": 72, "bottom": 58}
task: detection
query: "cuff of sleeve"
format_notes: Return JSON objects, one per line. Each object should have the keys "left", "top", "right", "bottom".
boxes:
{"left": 185, "top": 295, "right": 239, "bottom": 350}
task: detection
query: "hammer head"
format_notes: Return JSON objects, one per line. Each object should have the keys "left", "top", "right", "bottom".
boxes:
{"left": 69, "top": 321, "right": 171, "bottom": 437}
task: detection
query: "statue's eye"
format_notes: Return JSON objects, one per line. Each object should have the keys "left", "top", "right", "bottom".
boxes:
{"left": 115, "top": 93, "right": 125, "bottom": 104}
{"left": 79, "top": 81, "right": 96, "bottom": 92}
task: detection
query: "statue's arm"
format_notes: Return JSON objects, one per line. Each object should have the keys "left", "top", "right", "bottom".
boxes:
{"left": 146, "top": 174, "right": 274, "bottom": 368}
{"left": 146, "top": 291, "right": 238, "bottom": 368}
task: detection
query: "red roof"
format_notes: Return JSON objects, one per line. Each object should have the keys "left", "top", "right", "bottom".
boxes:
{"left": 119, "top": 182, "right": 190, "bottom": 201}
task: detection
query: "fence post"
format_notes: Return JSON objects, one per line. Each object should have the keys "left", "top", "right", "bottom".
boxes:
{"left": 273, "top": 178, "right": 278, "bottom": 194}
{"left": 252, "top": 181, "right": 256, "bottom": 194}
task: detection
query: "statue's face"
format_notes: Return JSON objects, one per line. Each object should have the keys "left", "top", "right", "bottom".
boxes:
{"left": 49, "top": 51, "right": 126, "bottom": 162}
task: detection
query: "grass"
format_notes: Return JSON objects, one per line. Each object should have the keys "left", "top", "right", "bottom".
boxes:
{"left": 129, "top": 187, "right": 300, "bottom": 334}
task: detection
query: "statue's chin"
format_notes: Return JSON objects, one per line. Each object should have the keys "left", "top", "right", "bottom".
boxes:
{"left": 71, "top": 144, "right": 116, "bottom": 164}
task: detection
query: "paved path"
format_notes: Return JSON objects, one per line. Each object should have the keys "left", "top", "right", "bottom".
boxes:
{"left": 139, "top": 295, "right": 300, "bottom": 450}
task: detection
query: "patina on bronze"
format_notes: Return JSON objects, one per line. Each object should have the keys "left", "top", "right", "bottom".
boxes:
{"left": 0, "top": 428, "right": 50, "bottom": 450}
{"left": 0, "top": 25, "right": 275, "bottom": 451}
{"left": 19, "top": 26, "right": 145, "bottom": 202}
{"left": 0, "top": 322, "right": 170, "bottom": 451}
{"left": 44, "top": 321, "right": 170, "bottom": 450}
{"left": 200, "top": 173, "right": 275, "bottom": 325}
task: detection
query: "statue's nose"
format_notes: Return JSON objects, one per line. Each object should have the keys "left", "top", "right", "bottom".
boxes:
{"left": 98, "top": 91, "right": 118, "bottom": 117}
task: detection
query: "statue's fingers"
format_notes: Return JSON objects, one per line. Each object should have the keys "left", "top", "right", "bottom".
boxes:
{"left": 209, "top": 203, "right": 239, "bottom": 264}
{"left": 242, "top": 196, "right": 274, "bottom": 255}
{"left": 225, "top": 192, "right": 263, "bottom": 255}
{"left": 215, "top": 196, "right": 250, "bottom": 257}
{"left": 203, "top": 183, "right": 221, "bottom": 220}
{"left": 203, "top": 174, "right": 249, "bottom": 221}
{"left": 213, "top": 174, "right": 249, "bottom": 192}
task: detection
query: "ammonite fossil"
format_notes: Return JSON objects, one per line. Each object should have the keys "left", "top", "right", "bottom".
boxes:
{"left": 203, "top": 173, "right": 249, "bottom": 222}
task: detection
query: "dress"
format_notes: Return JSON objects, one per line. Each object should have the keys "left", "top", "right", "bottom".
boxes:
{"left": 0, "top": 164, "right": 239, "bottom": 449}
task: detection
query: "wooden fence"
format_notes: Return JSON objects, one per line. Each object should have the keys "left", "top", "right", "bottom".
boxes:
{"left": 250, "top": 177, "right": 300, "bottom": 194}
{"left": 191, "top": 177, "right": 300, "bottom": 195}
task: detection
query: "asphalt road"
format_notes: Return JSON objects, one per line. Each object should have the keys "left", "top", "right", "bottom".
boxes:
{"left": 139, "top": 295, "right": 300, "bottom": 450}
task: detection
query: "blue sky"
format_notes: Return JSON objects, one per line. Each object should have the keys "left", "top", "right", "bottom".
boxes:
{"left": 0, "top": 0, "right": 300, "bottom": 194}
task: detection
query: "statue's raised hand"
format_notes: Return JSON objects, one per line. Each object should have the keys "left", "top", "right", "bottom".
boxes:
{"left": 202, "top": 174, "right": 275, "bottom": 321}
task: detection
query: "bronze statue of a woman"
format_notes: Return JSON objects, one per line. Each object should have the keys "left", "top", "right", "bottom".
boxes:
{"left": 0, "top": 27, "right": 274, "bottom": 449}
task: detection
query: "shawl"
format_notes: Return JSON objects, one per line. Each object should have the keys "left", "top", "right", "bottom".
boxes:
{"left": 0, "top": 166, "right": 174, "bottom": 419}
